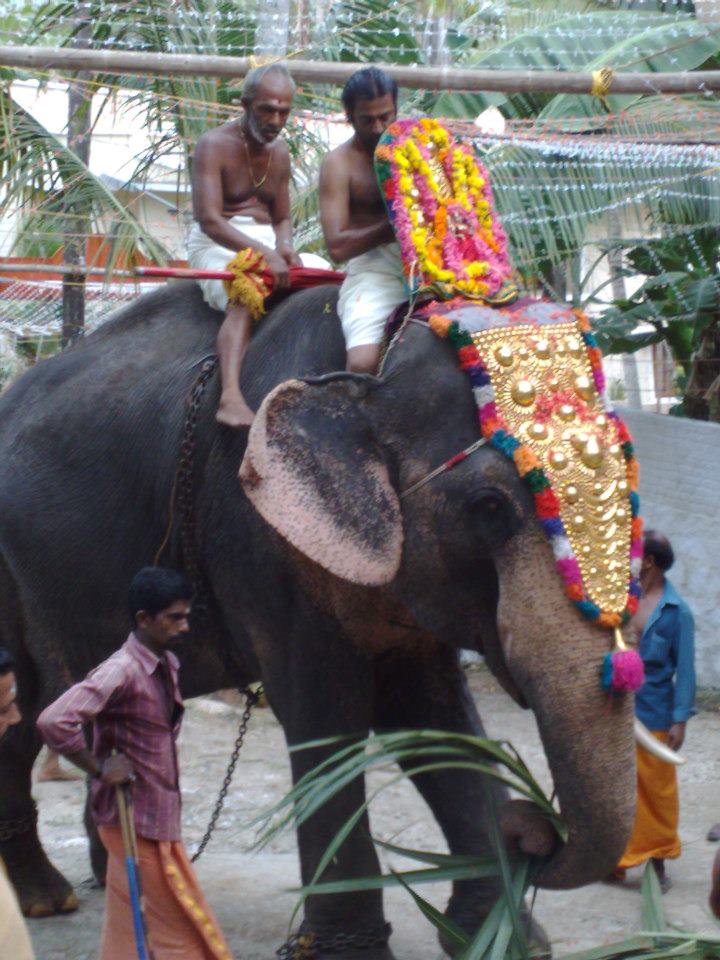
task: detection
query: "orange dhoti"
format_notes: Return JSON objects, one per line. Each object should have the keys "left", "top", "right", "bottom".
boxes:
{"left": 98, "top": 825, "right": 232, "bottom": 960}
{"left": 618, "top": 730, "right": 681, "bottom": 869}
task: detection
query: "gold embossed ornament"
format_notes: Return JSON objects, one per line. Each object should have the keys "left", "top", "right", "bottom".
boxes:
{"left": 427, "top": 301, "right": 644, "bottom": 693}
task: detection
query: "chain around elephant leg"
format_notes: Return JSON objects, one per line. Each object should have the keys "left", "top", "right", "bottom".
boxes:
{"left": 276, "top": 922, "right": 395, "bottom": 959}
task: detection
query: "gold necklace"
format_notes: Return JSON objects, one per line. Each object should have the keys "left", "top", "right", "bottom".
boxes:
{"left": 241, "top": 134, "right": 273, "bottom": 189}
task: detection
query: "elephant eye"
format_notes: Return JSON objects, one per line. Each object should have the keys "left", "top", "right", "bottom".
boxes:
{"left": 469, "top": 491, "right": 505, "bottom": 514}
{"left": 466, "top": 489, "right": 518, "bottom": 543}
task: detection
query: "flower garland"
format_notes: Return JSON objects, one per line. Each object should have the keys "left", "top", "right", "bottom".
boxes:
{"left": 375, "top": 118, "right": 516, "bottom": 302}
{"left": 427, "top": 308, "right": 645, "bottom": 692}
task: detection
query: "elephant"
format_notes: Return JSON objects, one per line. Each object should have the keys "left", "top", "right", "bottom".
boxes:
{"left": 0, "top": 280, "right": 640, "bottom": 958}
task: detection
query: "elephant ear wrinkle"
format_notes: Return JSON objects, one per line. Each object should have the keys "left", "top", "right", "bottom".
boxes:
{"left": 240, "top": 380, "right": 403, "bottom": 586}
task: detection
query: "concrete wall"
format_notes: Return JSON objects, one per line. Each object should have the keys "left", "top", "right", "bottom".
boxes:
{"left": 621, "top": 408, "right": 720, "bottom": 689}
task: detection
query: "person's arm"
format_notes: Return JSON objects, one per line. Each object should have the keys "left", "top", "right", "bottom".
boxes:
{"left": 191, "top": 136, "right": 290, "bottom": 286}
{"left": 271, "top": 148, "right": 301, "bottom": 268}
{"left": 668, "top": 604, "right": 696, "bottom": 750}
{"left": 37, "top": 661, "right": 134, "bottom": 786}
{"left": 319, "top": 153, "right": 395, "bottom": 263}
{"left": 0, "top": 864, "right": 35, "bottom": 960}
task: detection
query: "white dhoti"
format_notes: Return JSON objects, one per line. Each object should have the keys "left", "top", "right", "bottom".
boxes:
{"left": 187, "top": 215, "right": 276, "bottom": 313}
{"left": 187, "top": 216, "right": 330, "bottom": 313}
{"left": 337, "top": 242, "right": 408, "bottom": 350}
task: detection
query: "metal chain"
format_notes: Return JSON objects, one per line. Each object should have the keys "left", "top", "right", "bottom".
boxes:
{"left": 0, "top": 805, "right": 38, "bottom": 842}
{"left": 191, "top": 685, "right": 260, "bottom": 863}
{"left": 173, "top": 357, "right": 264, "bottom": 865}
{"left": 276, "top": 923, "right": 392, "bottom": 959}
{"left": 175, "top": 356, "right": 219, "bottom": 618}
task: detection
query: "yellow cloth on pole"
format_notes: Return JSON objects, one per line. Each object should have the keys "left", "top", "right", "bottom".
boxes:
{"left": 224, "top": 249, "right": 270, "bottom": 322}
{"left": 618, "top": 730, "right": 681, "bottom": 869}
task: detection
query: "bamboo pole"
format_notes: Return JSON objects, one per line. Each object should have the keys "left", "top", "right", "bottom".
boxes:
{"left": 4, "top": 43, "right": 720, "bottom": 93}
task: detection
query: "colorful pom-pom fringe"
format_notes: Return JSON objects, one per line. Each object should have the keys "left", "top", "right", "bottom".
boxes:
{"left": 601, "top": 648, "right": 645, "bottom": 693}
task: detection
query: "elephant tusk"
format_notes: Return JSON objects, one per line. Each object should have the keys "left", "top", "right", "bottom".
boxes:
{"left": 634, "top": 719, "right": 686, "bottom": 766}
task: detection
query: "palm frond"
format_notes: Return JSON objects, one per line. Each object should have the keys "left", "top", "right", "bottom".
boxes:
{"left": 0, "top": 82, "right": 170, "bottom": 267}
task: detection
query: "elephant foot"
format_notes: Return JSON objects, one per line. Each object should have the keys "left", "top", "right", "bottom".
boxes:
{"left": 1, "top": 832, "right": 79, "bottom": 917}
{"left": 523, "top": 911, "right": 552, "bottom": 960}
{"left": 441, "top": 894, "right": 551, "bottom": 959}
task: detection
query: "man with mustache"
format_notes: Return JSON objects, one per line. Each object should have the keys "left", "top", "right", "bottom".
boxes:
{"left": 189, "top": 64, "right": 299, "bottom": 428}
{"left": 37, "top": 567, "right": 233, "bottom": 959}
{"left": 319, "top": 67, "right": 405, "bottom": 374}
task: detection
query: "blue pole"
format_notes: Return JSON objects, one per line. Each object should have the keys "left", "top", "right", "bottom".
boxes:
{"left": 124, "top": 856, "right": 148, "bottom": 960}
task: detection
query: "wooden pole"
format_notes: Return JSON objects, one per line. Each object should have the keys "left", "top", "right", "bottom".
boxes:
{"left": 4, "top": 43, "right": 720, "bottom": 94}
{"left": 61, "top": 14, "right": 92, "bottom": 346}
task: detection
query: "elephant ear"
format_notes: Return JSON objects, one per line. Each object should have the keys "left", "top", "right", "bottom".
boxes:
{"left": 239, "top": 378, "right": 403, "bottom": 585}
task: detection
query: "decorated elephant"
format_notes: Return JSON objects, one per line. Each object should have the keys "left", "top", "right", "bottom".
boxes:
{"left": 0, "top": 280, "right": 676, "bottom": 958}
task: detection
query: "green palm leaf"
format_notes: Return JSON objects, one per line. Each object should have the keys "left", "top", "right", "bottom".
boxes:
{"left": 539, "top": 18, "right": 720, "bottom": 125}
{"left": 429, "top": 9, "right": 676, "bottom": 119}
{"left": 0, "top": 82, "right": 169, "bottom": 265}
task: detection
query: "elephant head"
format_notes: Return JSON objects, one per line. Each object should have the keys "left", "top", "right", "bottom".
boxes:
{"left": 240, "top": 319, "right": 650, "bottom": 889}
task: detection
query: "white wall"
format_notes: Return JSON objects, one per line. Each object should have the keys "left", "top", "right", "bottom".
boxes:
{"left": 621, "top": 408, "right": 720, "bottom": 688}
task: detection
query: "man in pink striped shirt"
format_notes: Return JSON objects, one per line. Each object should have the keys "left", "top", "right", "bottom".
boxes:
{"left": 37, "top": 567, "right": 233, "bottom": 960}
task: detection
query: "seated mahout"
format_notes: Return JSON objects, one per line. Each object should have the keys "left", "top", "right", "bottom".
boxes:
{"left": 189, "top": 63, "right": 299, "bottom": 429}
{"left": 320, "top": 67, "right": 406, "bottom": 375}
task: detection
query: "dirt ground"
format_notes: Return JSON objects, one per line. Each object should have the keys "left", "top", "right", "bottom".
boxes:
{"left": 26, "top": 667, "right": 720, "bottom": 960}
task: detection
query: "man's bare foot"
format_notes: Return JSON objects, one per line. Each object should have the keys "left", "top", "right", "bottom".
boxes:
{"left": 346, "top": 343, "right": 381, "bottom": 375}
{"left": 36, "top": 751, "right": 82, "bottom": 783}
{"left": 216, "top": 395, "right": 254, "bottom": 428}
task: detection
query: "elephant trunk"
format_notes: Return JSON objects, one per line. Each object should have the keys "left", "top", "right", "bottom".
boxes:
{"left": 495, "top": 532, "right": 637, "bottom": 890}
{"left": 528, "top": 681, "right": 635, "bottom": 888}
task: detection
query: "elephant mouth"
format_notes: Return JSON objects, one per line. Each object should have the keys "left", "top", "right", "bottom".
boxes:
{"left": 478, "top": 620, "right": 528, "bottom": 710}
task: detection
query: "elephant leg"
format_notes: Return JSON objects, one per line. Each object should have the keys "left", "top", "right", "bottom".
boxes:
{"left": 373, "top": 646, "right": 550, "bottom": 958}
{"left": 84, "top": 782, "right": 107, "bottom": 886}
{"left": 0, "top": 718, "right": 79, "bottom": 916}
{"left": 262, "top": 624, "right": 396, "bottom": 960}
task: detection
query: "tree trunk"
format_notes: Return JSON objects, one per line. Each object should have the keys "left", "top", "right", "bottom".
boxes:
{"left": 683, "top": 320, "right": 720, "bottom": 422}
{"left": 607, "top": 214, "right": 643, "bottom": 410}
{"left": 62, "top": 17, "right": 92, "bottom": 347}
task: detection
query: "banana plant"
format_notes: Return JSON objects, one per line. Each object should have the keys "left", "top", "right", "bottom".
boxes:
{"left": 596, "top": 227, "right": 720, "bottom": 421}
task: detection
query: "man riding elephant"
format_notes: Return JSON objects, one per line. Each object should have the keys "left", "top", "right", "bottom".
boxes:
{"left": 189, "top": 63, "right": 300, "bottom": 428}
{"left": 320, "top": 67, "right": 407, "bottom": 374}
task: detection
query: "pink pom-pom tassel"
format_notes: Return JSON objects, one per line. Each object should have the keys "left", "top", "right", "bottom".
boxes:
{"left": 601, "top": 648, "right": 644, "bottom": 693}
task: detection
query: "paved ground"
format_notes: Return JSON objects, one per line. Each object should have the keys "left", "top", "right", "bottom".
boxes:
{"left": 26, "top": 668, "right": 720, "bottom": 960}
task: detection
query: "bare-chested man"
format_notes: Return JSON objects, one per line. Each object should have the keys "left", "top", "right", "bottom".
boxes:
{"left": 319, "top": 67, "right": 405, "bottom": 374}
{"left": 189, "top": 64, "right": 300, "bottom": 427}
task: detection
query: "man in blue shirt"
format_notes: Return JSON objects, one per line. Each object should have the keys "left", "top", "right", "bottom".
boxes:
{"left": 615, "top": 530, "right": 695, "bottom": 891}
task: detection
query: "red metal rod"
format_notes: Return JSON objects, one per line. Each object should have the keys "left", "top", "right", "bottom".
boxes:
{"left": 134, "top": 265, "right": 346, "bottom": 286}
{"left": 135, "top": 266, "right": 234, "bottom": 280}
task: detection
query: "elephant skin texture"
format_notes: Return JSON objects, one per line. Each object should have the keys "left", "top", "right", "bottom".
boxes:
{"left": 0, "top": 282, "right": 636, "bottom": 956}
